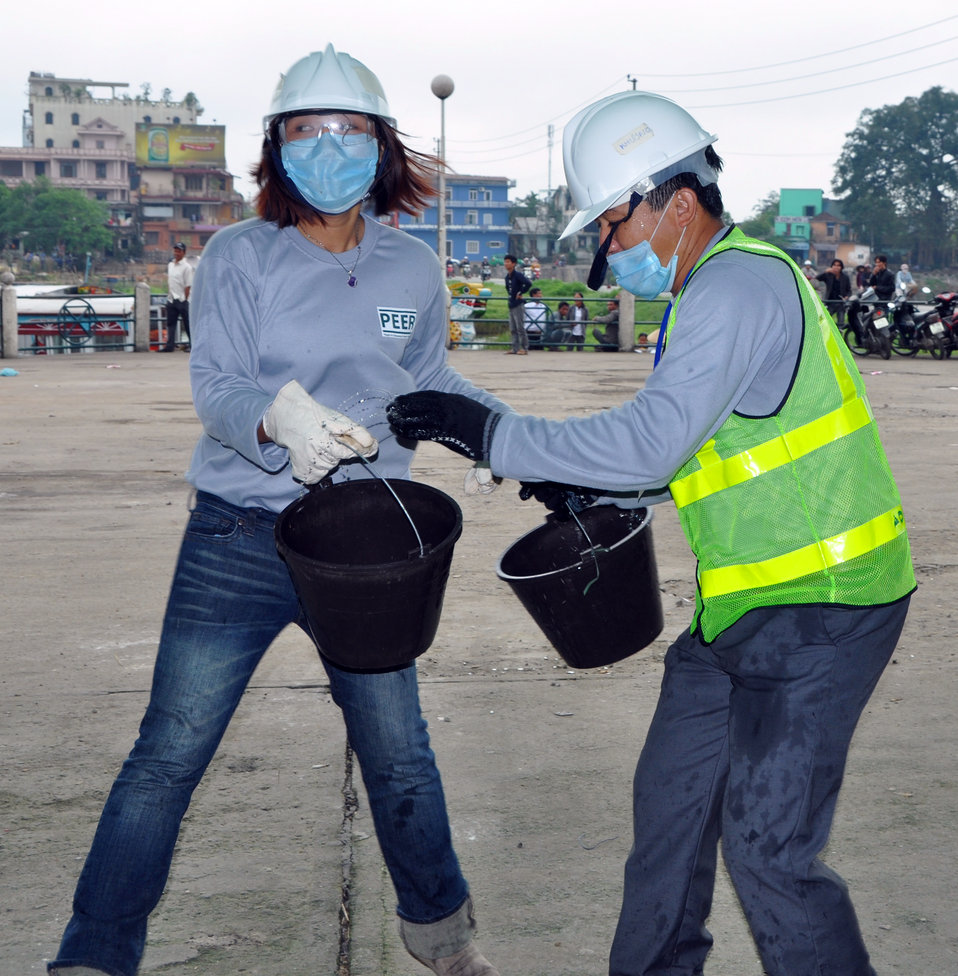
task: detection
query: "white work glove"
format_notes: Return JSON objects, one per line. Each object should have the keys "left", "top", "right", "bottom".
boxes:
{"left": 263, "top": 380, "right": 378, "bottom": 484}
{"left": 464, "top": 461, "right": 501, "bottom": 495}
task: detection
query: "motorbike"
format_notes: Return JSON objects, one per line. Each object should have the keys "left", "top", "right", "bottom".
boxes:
{"left": 887, "top": 287, "right": 950, "bottom": 358}
{"left": 934, "top": 292, "right": 958, "bottom": 358}
{"left": 844, "top": 287, "right": 892, "bottom": 359}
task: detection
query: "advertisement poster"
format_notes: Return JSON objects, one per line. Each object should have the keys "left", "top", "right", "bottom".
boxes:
{"left": 135, "top": 124, "right": 226, "bottom": 168}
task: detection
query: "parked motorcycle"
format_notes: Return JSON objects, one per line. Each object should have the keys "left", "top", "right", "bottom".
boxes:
{"left": 887, "top": 287, "right": 949, "bottom": 358}
{"left": 934, "top": 292, "right": 958, "bottom": 358}
{"left": 844, "top": 288, "right": 891, "bottom": 359}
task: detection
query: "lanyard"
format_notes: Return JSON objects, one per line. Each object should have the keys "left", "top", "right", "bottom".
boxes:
{"left": 653, "top": 302, "right": 671, "bottom": 367}
{"left": 653, "top": 266, "right": 697, "bottom": 368}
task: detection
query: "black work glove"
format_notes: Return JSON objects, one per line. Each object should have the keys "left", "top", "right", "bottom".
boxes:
{"left": 387, "top": 391, "right": 502, "bottom": 462}
{"left": 518, "top": 481, "right": 600, "bottom": 521}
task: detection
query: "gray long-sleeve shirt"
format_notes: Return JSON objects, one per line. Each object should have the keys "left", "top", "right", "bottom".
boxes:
{"left": 186, "top": 214, "right": 508, "bottom": 512}
{"left": 490, "top": 228, "right": 804, "bottom": 500}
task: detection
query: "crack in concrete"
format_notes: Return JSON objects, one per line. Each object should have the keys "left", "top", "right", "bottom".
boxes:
{"left": 337, "top": 741, "right": 358, "bottom": 976}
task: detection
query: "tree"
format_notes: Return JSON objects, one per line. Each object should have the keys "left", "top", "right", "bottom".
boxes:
{"left": 833, "top": 86, "right": 958, "bottom": 266}
{"left": 0, "top": 180, "right": 42, "bottom": 252}
{"left": 737, "top": 191, "right": 791, "bottom": 249}
{"left": 510, "top": 191, "right": 540, "bottom": 218}
{"left": 0, "top": 178, "right": 111, "bottom": 258}
{"left": 30, "top": 189, "right": 112, "bottom": 256}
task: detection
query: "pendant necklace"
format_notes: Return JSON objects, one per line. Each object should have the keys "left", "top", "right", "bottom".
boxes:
{"left": 300, "top": 224, "right": 361, "bottom": 287}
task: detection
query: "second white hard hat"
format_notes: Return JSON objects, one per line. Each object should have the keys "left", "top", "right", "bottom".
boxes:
{"left": 264, "top": 43, "right": 396, "bottom": 132}
{"left": 559, "top": 91, "right": 718, "bottom": 240}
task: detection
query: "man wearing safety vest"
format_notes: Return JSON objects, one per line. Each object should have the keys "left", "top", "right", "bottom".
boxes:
{"left": 388, "top": 90, "right": 915, "bottom": 976}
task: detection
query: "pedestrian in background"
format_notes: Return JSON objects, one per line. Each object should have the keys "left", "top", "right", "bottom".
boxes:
{"left": 568, "top": 290, "right": 589, "bottom": 350}
{"left": 816, "top": 258, "right": 852, "bottom": 326}
{"left": 503, "top": 252, "right": 532, "bottom": 355}
{"left": 161, "top": 241, "right": 192, "bottom": 352}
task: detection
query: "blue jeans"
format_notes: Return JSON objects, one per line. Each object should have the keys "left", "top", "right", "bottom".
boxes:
{"left": 51, "top": 492, "right": 469, "bottom": 976}
{"left": 610, "top": 599, "right": 909, "bottom": 976}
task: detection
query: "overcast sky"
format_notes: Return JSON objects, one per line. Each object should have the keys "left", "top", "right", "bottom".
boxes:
{"left": 4, "top": 1, "right": 957, "bottom": 223}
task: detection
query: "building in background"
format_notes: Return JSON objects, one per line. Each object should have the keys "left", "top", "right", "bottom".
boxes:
{"left": 0, "top": 72, "right": 243, "bottom": 261}
{"left": 774, "top": 188, "right": 869, "bottom": 268}
{"left": 134, "top": 121, "right": 242, "bottom": 258}
{"left": 397, "top": 173, "right": 513, "bottom": 266}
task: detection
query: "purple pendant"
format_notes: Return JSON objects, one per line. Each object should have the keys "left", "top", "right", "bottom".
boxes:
{"left": 347, "top": 275, "right": 357, "bottom": 287}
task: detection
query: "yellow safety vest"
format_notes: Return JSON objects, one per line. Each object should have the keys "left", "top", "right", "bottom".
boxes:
{"left": 665, "top": 229, "right": 915, "bottom": 641}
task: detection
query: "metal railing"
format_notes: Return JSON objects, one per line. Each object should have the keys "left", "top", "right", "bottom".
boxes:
{"left": 15, "top": 295, "right": 135, "bottom": 355}
{"left": 450, "top": 294, "right": 668, "bottom": 351}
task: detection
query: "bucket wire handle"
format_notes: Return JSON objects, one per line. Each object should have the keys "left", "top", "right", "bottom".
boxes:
{"left": 568, "top": 506, "right": 609, "bottom": 596}
{"left": 342, "top": 444, "right": 426, "bottom": 558}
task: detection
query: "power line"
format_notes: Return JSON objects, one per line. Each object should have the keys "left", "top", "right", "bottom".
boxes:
{"left": 686, "top": 55, "right": 958, "bottom": 109}
{"left": 443, "top": 14, "right": 958, "bottom": 152}
{"left": 658, "top": 35, "right": 958, "bottom": 93}
{"left": 637, "top": 13, "right": 958, "bottom": 77}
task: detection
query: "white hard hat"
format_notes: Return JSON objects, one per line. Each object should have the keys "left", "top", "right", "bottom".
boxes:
{"left": 264, "top": 43, "right": 395, "bottom": 131}
{"left": 559, "top": 91, "right": 717, "bottom": 240}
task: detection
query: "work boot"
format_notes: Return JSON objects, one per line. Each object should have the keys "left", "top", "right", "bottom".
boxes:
{"left": 399, "top": 897, "right": 500, "bottom": 976}
{"left": 406, "top": 941, "right": 500, "bottom": 975}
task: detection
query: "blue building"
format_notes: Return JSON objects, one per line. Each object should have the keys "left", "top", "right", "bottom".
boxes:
{"left": 397, "top": 173, "right": 513, "bottom": 265}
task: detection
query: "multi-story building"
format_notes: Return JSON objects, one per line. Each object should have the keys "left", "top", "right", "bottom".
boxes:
{"left": 774, "top": 188, "right": 869, "bottom": 269}
{"left": 397, "top": 173, "right": 513, "bottom": 265}
{"left": 0, "top": 73, "right": 243, "bottom": 260}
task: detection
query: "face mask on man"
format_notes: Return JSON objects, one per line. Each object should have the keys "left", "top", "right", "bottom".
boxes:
{"left": 280, "top": 131, "right": 379, "bottom": 214}
{"left": 606, "top": 193, "right": 686, "bottom": 300}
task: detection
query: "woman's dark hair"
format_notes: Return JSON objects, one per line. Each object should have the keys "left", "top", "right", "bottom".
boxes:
{"left": 252, "top": 114, "right": 441, "bottom": 228}
{"left": 645, "top": 145, "right": 725, "bottom": 219}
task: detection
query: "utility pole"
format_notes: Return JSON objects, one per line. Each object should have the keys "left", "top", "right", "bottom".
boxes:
{"left": 430, "top": 75, "right": 455, "bottom": 264}
{"left": 547, "top": 124, "right": 554, "bottom": 195}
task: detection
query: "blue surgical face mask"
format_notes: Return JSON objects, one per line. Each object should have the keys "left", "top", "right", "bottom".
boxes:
{"left": 606, "top": 195, "right": 685, "bottom": 300}
{"left": 280, "top": 131, "right": 379, "bottom": 214}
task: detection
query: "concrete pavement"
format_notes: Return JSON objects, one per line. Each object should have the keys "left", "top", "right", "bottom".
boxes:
{"left": 2, "top": 349, "right": 956, "bottom": 975}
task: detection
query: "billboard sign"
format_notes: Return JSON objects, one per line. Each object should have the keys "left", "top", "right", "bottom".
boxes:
{"left": 135, "top": 124, "right": 226, "bottom": 168}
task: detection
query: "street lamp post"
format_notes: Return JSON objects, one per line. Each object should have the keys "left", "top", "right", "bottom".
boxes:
{"left": 430, "top": 74, "right": 454, "bottom": 266}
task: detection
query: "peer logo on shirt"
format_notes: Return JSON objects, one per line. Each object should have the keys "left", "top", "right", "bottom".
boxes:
{"left": 377, "top": 307, "right": 417, "bottom": 338}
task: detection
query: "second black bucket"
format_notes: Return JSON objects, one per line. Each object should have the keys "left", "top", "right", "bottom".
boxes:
{"left": 275, "top": 478, "right": 462, "bottom": 671}
{"left": 496, "top": 505, "right": 663, "bottom": 669}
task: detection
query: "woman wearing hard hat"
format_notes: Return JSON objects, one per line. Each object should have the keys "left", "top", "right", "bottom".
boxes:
{"left": 389, "top": 91, "right": 915, "bottom": 976}
{"left": 47, "top": 45, "right": 505, "bottom": 976}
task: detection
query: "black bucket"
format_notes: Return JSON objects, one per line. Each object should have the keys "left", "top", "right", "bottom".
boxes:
{"left": 274, "top": 479, "right": 462, "bottom": 671}
{"left": 496, "top": 506, "right": 663, "bottom": 668}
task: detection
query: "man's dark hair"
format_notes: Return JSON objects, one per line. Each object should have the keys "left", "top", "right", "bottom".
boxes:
{"left": 875, "top": 254, "right": 888, "bottom": 264}
{"left": 832, "top": 259, "right": 844, "bottom": 269}
{"left": 530, "top": 287, "right": 542, "bottom": 297}
{"left": 646, "top": 145, "right": 725, "bottom": 219}
{"left": 504, "top": 253, "right": 517, "bottom": 263}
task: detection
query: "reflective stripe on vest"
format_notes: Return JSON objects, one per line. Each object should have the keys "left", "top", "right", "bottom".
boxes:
{"left": 671, "top": 395, "right": 875, "bottom": 508}
{"left": 699, "top": 505, "right": 907, "bottom": 598}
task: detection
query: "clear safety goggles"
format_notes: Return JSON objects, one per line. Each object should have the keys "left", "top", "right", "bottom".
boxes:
{"left": 281, "top": 112, "right": 376, "bottom": 147}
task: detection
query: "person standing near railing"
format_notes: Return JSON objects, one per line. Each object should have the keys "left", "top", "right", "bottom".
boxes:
{"left": 161, "top": 241, "right": 193, "bottom": 352}
{"left": 503, "top": 252, "right": 532, "bottom": 355}
{"left": 568, "top": 291, "right": 588, "bottom": 350}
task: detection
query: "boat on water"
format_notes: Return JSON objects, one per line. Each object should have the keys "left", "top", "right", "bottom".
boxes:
{"left": 15, "top": 283, "right": 135, "bottom": 316}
